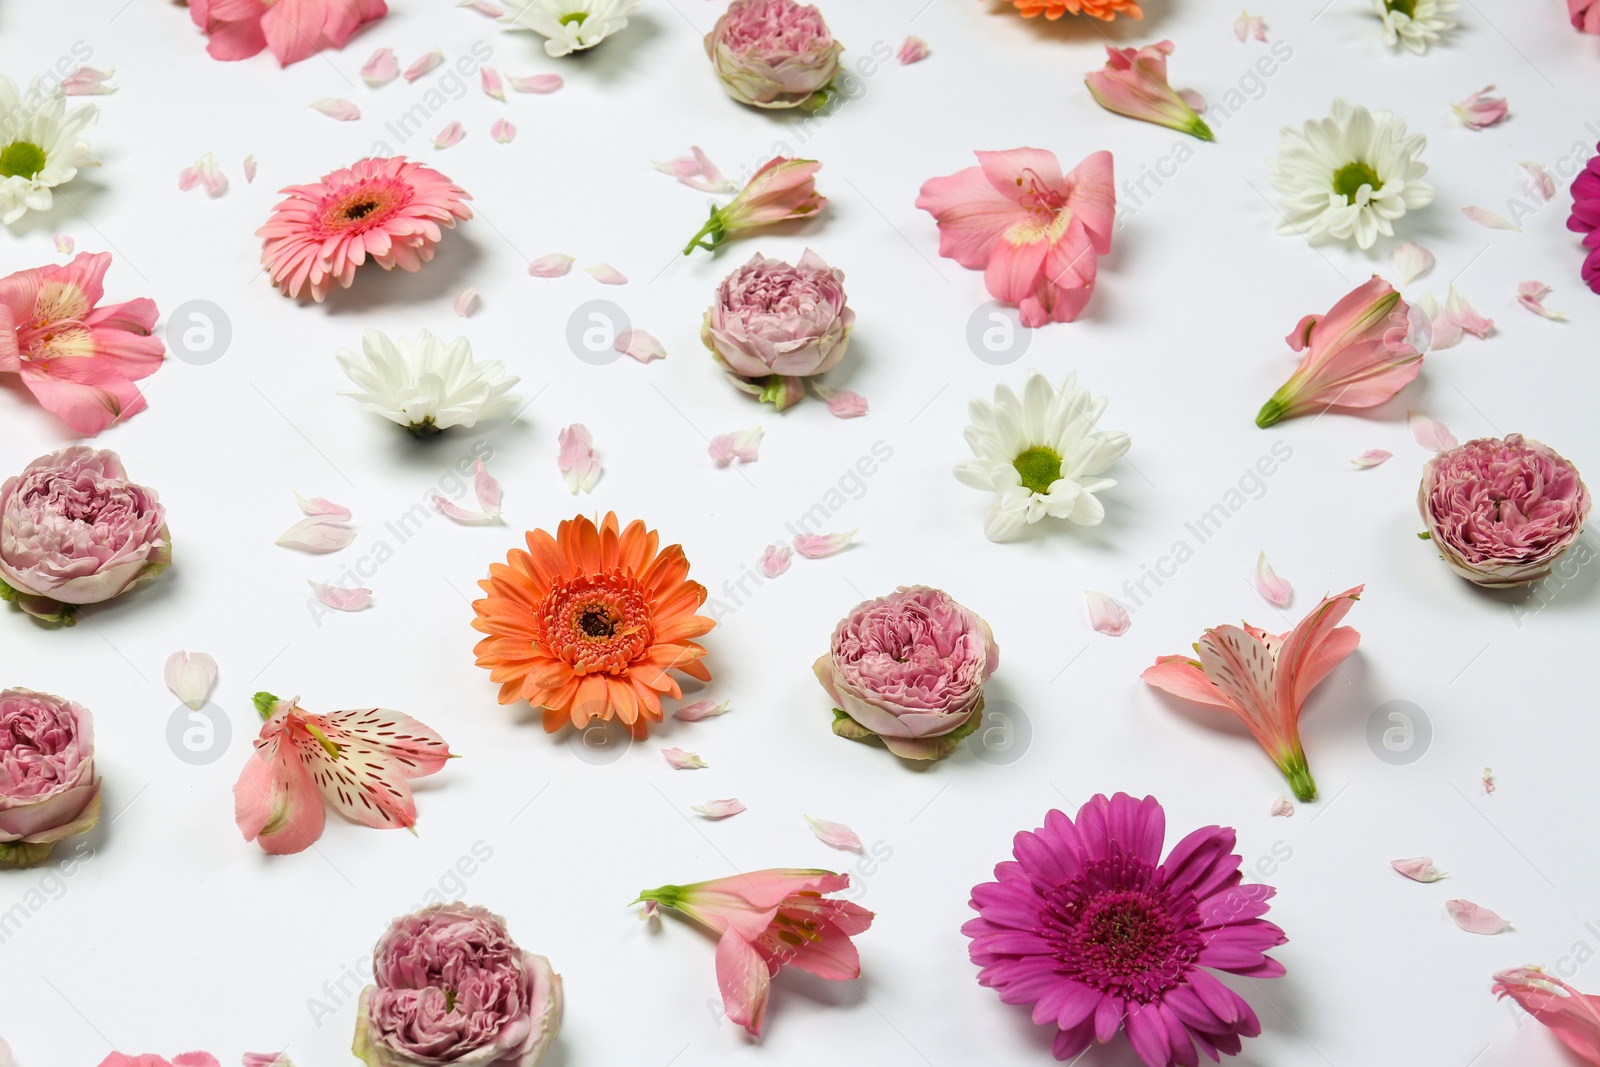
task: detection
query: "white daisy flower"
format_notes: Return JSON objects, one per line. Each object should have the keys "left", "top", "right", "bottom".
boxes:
{"left": 1371, "top": 0, "right": 1457, "bottom": 54}
{"left": 955, "top": 370, "right": 1131, "bottom": 544}
{"left": 1267, "top": 99, "right": 1433, "bottom": 250}
{"left": 337, "top": 328, "right": 521, "bottom": 436}
{"left": 0, "top": 75, "right": 98, "bottom": 225}
{"left": 501, "top": 0, "right": 645, "bottom": 58}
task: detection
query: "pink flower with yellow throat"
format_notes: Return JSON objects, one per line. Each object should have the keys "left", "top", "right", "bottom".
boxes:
{"left": 917, "top": 148, "right": 1115, "bottom": 327}
{"left": 1085, "top": 40, "right": 1213, "bottom": 142}
{"left": 1142, "top": 585, "right": 1363, "bottom": 802}
{"left": 189, "top": 0, "right": 387, "bottom": 66}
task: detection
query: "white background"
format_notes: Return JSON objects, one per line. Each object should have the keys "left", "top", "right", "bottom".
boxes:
{"left": 3, "top": 1, "right": 1599, "bottom": 1064}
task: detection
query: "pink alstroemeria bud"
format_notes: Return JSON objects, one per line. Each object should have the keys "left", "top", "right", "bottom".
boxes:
{"left": 1085, "top": 40, "right": 1213, "bottom": 142}
{"left": 682, "top": 157, "right": 824, "bottom": 255}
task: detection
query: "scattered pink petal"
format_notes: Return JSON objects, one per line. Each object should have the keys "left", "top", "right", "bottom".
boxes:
{"left": 760, "top": 543, "right": 791, "bottom": 578}
{"left": 1270, "top": 795, "right": 1294, "bottom": 817}
{"left": 557, "top": 423, "right": 602, "bottom": 494}
{"left": 294, "top": 492, "right": 351, "bottom": 521}
{"left": 1446, "top": 899, "right": 1510, "bottom": 935}
{"left": 1391, "top": 857, "right": 1445, "bottom": 882}
{"left": 1253, "top": 551, "right": 1293, "bottom": 609}
{"left": 1084, "top": 590, "right": 1131, "bottom": 637}
{"left": 1462, "top": 205, "right": 1520, "bottom": 231}
{"left": 1447, "top": 286, "right": 1494, "bottom": 338}
{"left": 674, "top": 699, "right": 731, "bottom": 722}
{"left": 178, "top": 152, "right": 229, "bottom": 197}
{"left": 310, "top": 98, "right": 361, "bottom": 121}
{"left": 793, "top": 530, "right": 857, "bottom": 559}
{"left": 1391, "top": 242, "right": 1434, "bottom": 285}
{"left": 805, "top": 815, "right": 863, "bottom": 851}
{"left": 490, "top": 118, "right": 517, "bottom": 144}
{"left": 405, "top": 50, "right": 444, "bottom": 82}
{"left": 1233, "top": 9, "right": 1268, "bottom": 41}
{"left": 360, "top": 47, "right": 400, "bottom": 87}
{"left": 62, "top": 66, "right": 117, "bottom": 95}
{"left": 52, "top": 235, "right": 73, "bottom": 254}
{"left": 1483, "top": 767, "right": 1496, "bottom": 794}
{"left": 164, "top": 651, "right": 219, "bottom": 712}
{"left": 614, "top": 327, "right": 665, "bottom": 364}
{"left": 652, "top": 147, "right": 736, "bottom": 194}
{"left": 586, "top": 263, "right": 628, "bottom": 285}
{"left": 1351, "top": 449, "right": 1393, "bottom": 469}
{"left": 1177, "top": 88, "right": 1207, "bottom": 113}
{"left": 431, "top": 495, "right": 501, "bottom": 525}
{"left": 308, "top": 580, "right": 373, "bottom": 612}
{"left": 1516, "top": 281, "right": 1567, "bottom": 321}
{"left": 1452, "top": 85, "right": 1509, "bottom": 130}
{"left": 243, "top": 154, "right": 258, "bottom": 183}
{"left": 1408, "top": 411, "right": 1458, "bottom": 453}
{"left": 897, "top": 35, "right": 930, "bottom": 64}
{"left": 811, "top": 385, "right": 869, "bottom": 418}
{"left": 691, "top": 798, "right": 745, "bottom": 819}
{"left": 481, "top": 66, "right": 506, "bottom": 101}
{"left": 509, "top": 73, "right": 564, "bottom": 93}
{"left": 473, "top": 458, "right": 502, "bottom": 512}
{"left": 276, "top": 517, "right": 355, "bottom": 553}
{"left": 452, "top": 286, "right": 479, "bottom": 317}
{"left": 1519, "top": 161, "right": 1556, "bottom": 202}
{"left": 709, "top": 426, "right": 763, "bottom": 467}
{"left": 433, "top": 121, "right": 465, "bottom": 149}
{"left": 458, "top": 0, "right": 504, "bottom": 14}
{"left": 528, "top": 252, "right": 574, "bottom": 277}
{"left": 1416, "top": 292, "right": 1461, "bottom": 350}
{"left": 662, "top": 748, "right": 707, "bottom": 770}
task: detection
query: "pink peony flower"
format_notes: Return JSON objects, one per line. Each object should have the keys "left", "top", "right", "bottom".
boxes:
{"left": 705, "top": 0, "right": 843, "bottom": 109}
{"left": 0, "top": 252, "right": 164, "bottom": 435}
{"left": 636, "top": 869, "right": 873, "bottom": 1036}
{"left": 234, "top": 693, "right": 453, "bottom": 855}
{"left": 815, "top": 585, "right": 999, "bottom": 760}
{"left": 1085, "top": 40, "right": 1212, "bottom": 141}
{"left": 683, "top": 157, "right": 824, "bottom": 254}
{"left": 355, "top": 903, "right": 562, "bottom": 1067}
{"left": 258, "top": 156, "right": 473, "bottom": 302}
{"left": 1142, "top": 586, "right": 1363, "bottom": 801}
{"left": 917, "top": 148, "right": 1115, "bottom": 327}
{"left": 1566, "top": 143, "right": 1600, "bottom": 294}
{"left": 0, "top": 688, "right": 100, "bottom": 866}
{"left": 0, "top": 447, "right": 170, "bottom": 624}
{"left": 1572, "top": 0, "right": 1600, "bottom": 33}
{"left": 701, "top": 249, "right": 854, "bottom": 410}
{"left": 1255, "top": 275, "right": 1422, "bottom": 427}
{"left": 965, "top": 794, "right": 1286, "bottom": 1067}
{"left": 188, "top": 0, "right": 387, "bottom": 66}
{"left": 97, "top": 1056, "right": 220, "bottom": 1067}
{"left": 1418, "top": 434, "right": 1591, "bottom": 587}
{"left": 1493, "top": 967, "right": 1600, "bottom": 1063}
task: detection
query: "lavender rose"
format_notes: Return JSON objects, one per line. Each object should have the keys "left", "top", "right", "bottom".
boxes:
{"left": 701, "top": 249, "right": 853, "bottom": 411}
{"left": 705, "top": 0, "right": 844, "bottom": 110}
{"left": 0, "top": 688, "right": 101, "bottom": 866}
{"left": 1419, "top": 434, "right": 1591, "bottom": 587}
{"left": 0, "top": 447, "right": 170, "bottom": 624}
{"left": 354, "top": 903, "right": 562, "bottom": 1067}
{"left": 814, "top": 586, "right": 999, "bottom": 760}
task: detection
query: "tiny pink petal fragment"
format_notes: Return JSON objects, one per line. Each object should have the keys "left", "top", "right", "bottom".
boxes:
{"left": 490, "top": 118, "right": 517, "bottom": 144}
{"left": 760, "top": 543, "right": 791, "bottom": 578}
{"left": 615, "top": 327, "right": 665, "bottom": 363}
{"left": 178, "top": 153, "right": 229, "bottom": 197}
{"left": 805, "top": 815, "right": 863, "bottom": 851}
{"left": 164, "top": 651, "right": 219, "bottom": 711}
{"left": 1452, "top": 86, "right": 1509, "bottom": 130}
{"left": 1408, "top": 411, "right": 1458, "bottom": 453}
{"left": 1483, "top": 767, "right": 1496, "bottom": 794}
{"left": 662, "top": 747, "right": 708, "bottom": 770}
{"left": 1177, "top": 88, "right": 1207, "bottom": 113}
{"left": 897, "top": 36, "right": 930, "bottom": 64}
{"left": 1516, "top": 281, "right": 1567, "bottom": 321}
{"left": 294, "top": 492, "right": 352, "bottom": 521}
{"left": 243, "top": 155, "right": 258, "bottom": 183}
{"left": 308, "top": 580, "right": 373, "bottom": 612}
{"left": 1270, "top": 795, "right": 1294, "bottom": 817}
{"left": 558, "top": 423, "right": 602, "bottom": 494}
{"left": 481, "top": 66, "right": 506, "bottom": 101}
{"left": 812, "top": 385, "right": 868, "bottom": 418}
{"left": 1253, "top": 551, "right": 1293, "bottom": 609}
{"left": 433, "top": 121, "right": 465, "bottom": 149}
{"left": 691, "top": 798, "right": 745, "bottom": 819}
{"left": 431, "top": 495, "right": 502, "bottom": 525}
{"left": 53, "top": 234, "right": 74, "bottom": 254}
{"left": 793, "top": 529, "right": 857, "bottom": 559}
{"left": 640, "top": 899, "right": 660, "bottom": 919}
{"left": 709, "top": 426, "right": 763, "bottom": 467}
{"left": 1233, "top": 10, "right": 1268, "bottom": 41}
{"left": 1351, "top": 449, "right": 1392, "bottom": 469}
{"left": 1084, "top": 590, "right": 1131, "bottom": 636}
{"left": 62, "top": 66, "right": 117, "bottom": 95}
{"left": 1519, "top": 161, "right": 1556, "bottom": 202}
{"left": 652, "top": 147, "right": 736, "bottom": 194}
{"left": 405, "top": 50, "right": 444, "bottom": 82}
{"left": 1462, "top": 205, "right": 1520, "bottom": 231}
{"left": 675, "top": 699, "right": 731, "bottom": 722}
{"left": 276, "top": 517, "right": 355, "bottom": 553}
{"left": 360, "top": 47, "right": 399, "bottom": 87}
{"left": 473, "top": 458, "right": 503, "bottom": 512}
{"left": 509, "top": 73, "right": 564, "bottom": 93}
{"left": 1446, "top": 899, "right": 1510, "bottom": 935}
{"left": 1447, "top": 286, "right": 1494, "bottom": 338}
{"left": 310, "top": 98, "right": 361, "bottom": 121}
{"left": 1391, "top": 857, "right": 1445, "bottom": 882}
{"left": 453, "top": 285, "right": 479, "bottom": 317}
{"left": 528, "top": 253, "right": 574, "bottom": 277}
{"left": 1391, "top": 242, "right": 1434, "bottom": 285}
{"left": 586, "top": 263, "right": 628, "bottom": 285}
{"left": 458, "top": 0, "right": 504, "bottom": 14}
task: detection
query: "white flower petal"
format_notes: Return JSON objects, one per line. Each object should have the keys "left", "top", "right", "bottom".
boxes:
{"left": 164, "top": 651, "right": 218, "bottom": 711}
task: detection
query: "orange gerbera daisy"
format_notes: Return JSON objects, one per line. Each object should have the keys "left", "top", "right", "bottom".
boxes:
{"left": 996, "top": 0, "right": 1142, "bottom": 20}
{"left": 472, "top": 513, "right": 714, "bottom": 739}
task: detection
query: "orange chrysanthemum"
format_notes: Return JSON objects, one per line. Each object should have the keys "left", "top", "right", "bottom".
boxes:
{"left": 472, "top": 513, "right": 714, "bottom": 739}
{"left": 997, "top": 0, "right": 1142, "bottom": 20}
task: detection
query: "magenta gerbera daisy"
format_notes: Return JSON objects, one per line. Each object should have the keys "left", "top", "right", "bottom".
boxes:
{"left": 257, "top": 156, "right": 472, "bottom": 302}
{"left": 963, "top": 793, "right": 1287, "bottom": 1066}
{"left": 1567, "top": 141, "right": 1600, "bottom": 294}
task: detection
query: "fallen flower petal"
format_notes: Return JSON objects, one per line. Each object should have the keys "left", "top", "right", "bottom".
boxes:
{"left": 1520, "top": 161, "right": 1557, "bottom": 202}
{"left": 1452, "top": 85, "right": 1508, "bottom": 130}
{"left": 276, "top": 517, "right": 355, "bottom": 553}
{"left": 310, "top": 98, "right": 361, "bottom": 121}
{"left": 481, "top": 66, "right": 506, "bottom": 100}
{"left": 805, "top": 815, "right": 862, "bottom": 851}
{"left": 243, "top": 154, "right": 257, "bottom": 182}
{"left": 53, "top": 234, "right": 73, "bottom": 254}
{"left": 1491, "top": 967, "right": 1600, "bottom": 1062}
{"left": 433, "top": 121, "right": 465, "bottom": 149}
{"left": 1408, "top": 411, "right": 1458, "bottom": 452}
{"left": 405, "top": 50, "right": 444, "bottom": 82}
{"left": 812, "top": 384, "right": 868, "bottom": 417}
{"left": 360, "top": 47, "right": 400, "bottom": 87}
{"left": 897, "top": 35, "right": 930, "bottom": 64}
{"left": 165, "top": 651, "right": 218, "bottom": 711}
{"left": 1234, "top": 9, "right": 1268, "bottom": 41}
{"left": 760, "top": 543, "right": 791, "bottom": 578}
{"left": 1483, "top": 766, "right": 1496, "bottom": 794}
{"left": 473, "top": 458, "right": 502, "bottom": 512}
{"left": 1270, "top": 795, "right": 1294, "bottom": 817}
{"left": 794, "top": 530, "right": 856, "bottom": 558}
{"left": 557, "top": 423, "right": 601, "bottom": 494}
{"left": 1352, "top": 449, "right": 1393, "bottom": 469}
{"left": 294, "top": 493, "right": 351, "bottom": 521}
{"left": 308, "top": 581, "right": 373, "bottom": 612}
{"left": 1462, "top": 205, "right": 1520, "bottom": 231}
{"left": 178, "top": 152, "right": 229, "bottom": 197}
{"left": 1447, "top": 899, "right": 1510, "bottom": 934}
{"left": 709, "top": 427, "right": 763, "bottom": 467}
{"left": 1447, "top": 286, "right": 1494, "bottom": 338}
{"left": 453, "top": 286, "right": 478, "bottom": 317}
{"left": 458, "top": 0, "right": 504, "bottom": 14}
{"left": 691, "top": 798, "right": 745, "bottom": 819}
{"left": 1416, "top": 292, "right": 1461, "bottom": 350}
{"left": 63, "top": 66, "right": 117, "bottom": 95}
{"left": 586, "top": 263, "right": 628, "bottom": 285}
{"left": 675, "top": 699, "right": 731, "bottom": 722}
{"left": 432, "top": 494, "right": 502, "bottom": 525}
{"left": 615, "top": 327, "right": 665, "bottom": 363}
{"left": 509, "top": 73, "right": 563, "bottom": 93}
{"left": 490, "top": 117, "right": 517, "bottom": 143}
{"left": 1516, "top": 281, "right": 1568, "bottom": 321}
{"left": 663, "top": 747, "right": 707, "bottom": 770}
{"left": 1392, "top": 241, "right": 1434, "bottom": 285}
{"left": 1084, "top": 590, "right": 1131, "bottom": 636}
{"left": 1254, "top": 551, "right": 1293, "bottom": 609}
{"left": 1391, "top": 857, "right": 1445, "bottom": 882}
{"left": 653, "top": 147, "right": 736, "bottom": 194}
{"left": 528, "top": 252, "right": 574, "bottom": 277}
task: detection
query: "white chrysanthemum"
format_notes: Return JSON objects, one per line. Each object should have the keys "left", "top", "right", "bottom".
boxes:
{"left": 955, "top": 371, "right": 1131, "bottom": 544}
{"left": 1267, "top": 99, "right": 1433, "bottom": 250}
{"left": 337, "top": 328, "right": 521, "bottom": 436}
{"left": 1371, "top": 0, "right": 1457, "bottom": 54}
{"left": 501, "top": 0, "right": 645, "bottom": 58}
{"left": 0, "top": 76, "right": 98, "bottom": 225}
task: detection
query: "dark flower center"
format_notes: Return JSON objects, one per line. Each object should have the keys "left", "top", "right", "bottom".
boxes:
{"left": 344, "top": 199, "right": 379, "bottom": 220}
{"left": 1043, "top": 855, "right": 1203, "bottom": 1002}
{"left": 579, "top": 606, "right": 620, "bottom": 638}
{"left": 1385, "top": 0, "right": 1416, "bottom": 17}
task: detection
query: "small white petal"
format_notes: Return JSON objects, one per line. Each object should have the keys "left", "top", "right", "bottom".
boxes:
{"left": 805, "top": 815, "right": 863, "bottom": 851}
{"left": 1253, "top": 551, "right": 1293, "bottom": 609}
{"left": 674, "top": 700, "right": 731, "bottom": 722}
{"left": 691, "top": 798, "right": 745, "bottom": 819}
{"left": 308, "top": 581, "right": 373, "bottom": 612}
{"left": 662, "top": 748, "right": 707, "bottom": 770}
{"left": 310, "top": 98, "right": 361, "bottom": 121}
{"left": 276, "top": 517, "right": 355, "bottom": 553}
{"left": 1084, "top": 590, "right": 1131, "bottom": 636}
{"left": 164, "top": 651, "right": 218, "bottom": 711}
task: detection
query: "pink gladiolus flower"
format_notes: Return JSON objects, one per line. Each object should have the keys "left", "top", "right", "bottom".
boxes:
{"left": 917, "top": 148, "right": 1115, "bottom": 327}
{"left": 1452, "top": 85, "right": 1508, "bottom": 129}
{"left": 1573, "top": 0, "right": 1600, "bottom": 33}
{"left": 1567, "top": 143, "right": 1600, "bottom": 294}
{"left": 1494, "top": 967, "right": 1600, "bottom": 1062}
{"left": 188, "top": 0, "right": 386, "bottom": 66}
{"left": 0, "top": 252, "right": 164, "bottom": 435}
{"left": 1085, "top": 41, "right": 1213, "bottom": 141}
{"left": 1255, "top": 275, "right": 1421, "bottom": 427}
{"left": 1142, "top": 585, "right": 1364, "bottom": 801}
{"left": 233, "top": 693, "right": 453, "bottom": 855}
{"left": 637, "top": 869, "right": 873, "bottom": 1036}
{"left": 683, "top": 157, "right": 825, "bottom": 254}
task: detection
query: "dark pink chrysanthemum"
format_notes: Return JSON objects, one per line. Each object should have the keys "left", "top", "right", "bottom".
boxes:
{"left": 1567, "top": 143, "right": 1600, "bottom": 294}
{"left": 963, "top": 793, "right": 1287, "bottom": 1066}
{"left": 256, "top": 156, "right": 472, "bottom": 303}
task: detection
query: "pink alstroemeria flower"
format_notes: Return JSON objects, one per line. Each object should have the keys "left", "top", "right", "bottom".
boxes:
{"left": 1085, "top": 40, "right": 1213, "bottom": 141}
{"left": 682, "top": 157, "right": 825, "bottom": 254}
{"left": 916, "top": 148, "right": 1115, "bottom": 327}
{"left": 1572, "top": 0, "right": 1600, "bottom": 34}
{"left": 1493, "top": 967, "right": 1600, "bottom": 1063}
{"left": 189, "top": 0, "right": 387, "bottom": 67}
{"left": 234, "top": 692, "right": 453, "bottom": 855}
{"left": 0, "top": 252, "right": 164, "bottom": 436}
{"left": 637, "top": 869, "right": 873, "bottom": 1036}
{"left": 1255, "top": 275, "right": 1421, "bottom": 427}
{"left": 1142, "top": 585, "right": 1363, "bottom": 802}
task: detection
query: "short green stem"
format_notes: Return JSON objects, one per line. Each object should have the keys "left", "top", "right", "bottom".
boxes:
{"left": 1282, "top": 754, "right": 1317, "bottom": 802}
{"left": 1255, "top": 395, "right": 1288, "bottom": 429}
{"left": 681, "top": 211, "right": 726, "bottom": 256}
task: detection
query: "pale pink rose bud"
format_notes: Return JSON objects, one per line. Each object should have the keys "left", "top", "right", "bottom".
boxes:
{"left": 814, "top": 586, "right": 999, "bottom": 760}
{"left": 0, "top": 688, "right": 101, "bottom": 866}
{"left": 0, "top": 447, "right": 171, "bottom": 625}
{"left": 683, "top": 157, "right": 825, "bottom": 254}
{"left": 1418, "top": 434, "right": 1591, "bottom": 587}
{"left": 1084, "top": 40, "right": 1213, "bottom": 141}
{"left": 705, "top": 0, "right": 844, "bottom": 110}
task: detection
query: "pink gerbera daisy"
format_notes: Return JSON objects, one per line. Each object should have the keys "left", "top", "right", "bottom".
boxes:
{"left": 257, "top": 156, "right": 472, "bottom": 303}
{"left": 964, "top": 793, "right": 1287, "bottom": 1066}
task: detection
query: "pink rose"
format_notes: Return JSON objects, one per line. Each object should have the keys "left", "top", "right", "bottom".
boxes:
{"left": 0, "top": 447, "right": 170, "bottom": 624}
{"left": 1419, "top": 434, "right": 1591, "bottom": 587}
{"left": 0, "top": 688, "right": 100, "bottom": 866}
{"left": 815, "top": 586, "right": 999, "bottom": 760}
{"left": 355, "top": 903, "right": 562, "bottom": 1067}
{"left": 705, "top": 0, "right": 843, "bottom": 109}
